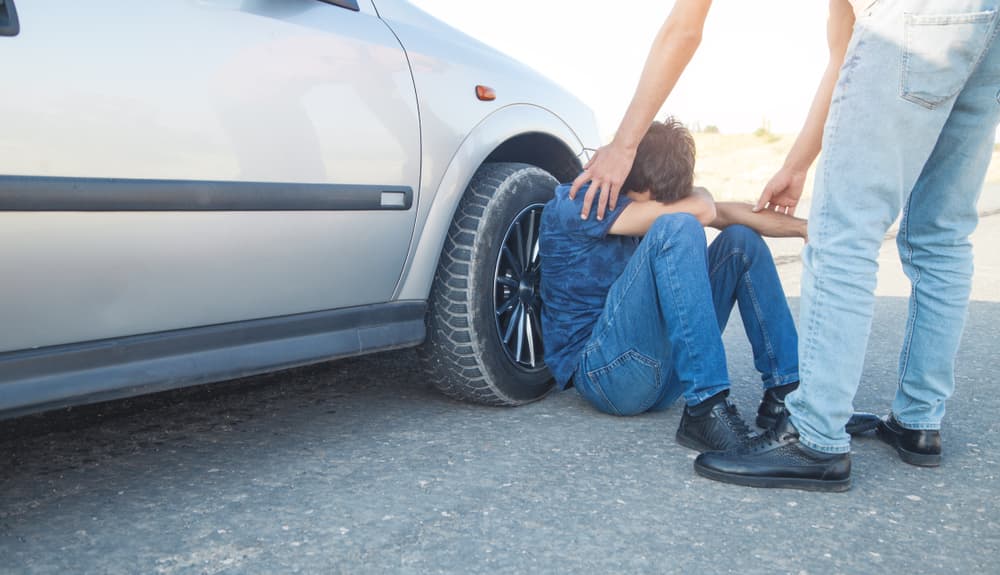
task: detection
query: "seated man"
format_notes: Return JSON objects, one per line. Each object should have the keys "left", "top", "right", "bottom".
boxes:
{"left": 540, "top": 118, "right": 857, "bottom": 451}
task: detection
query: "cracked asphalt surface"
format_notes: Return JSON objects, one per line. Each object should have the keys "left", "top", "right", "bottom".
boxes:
{"left": 1, "top": 201, "right": 998, "bottom": 574}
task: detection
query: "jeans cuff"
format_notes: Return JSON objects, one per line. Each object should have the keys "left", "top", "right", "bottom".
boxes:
{"left": 893, "top": 415, "right": 941, "bottom": 431}
{"left": 762, "top": 372, "right": 799, "bottom": 390}
{"left": 684, "top": 383, "right": 730, "bottom": 406}
{"left": 790, "top": 416, "right": 852, "bottom": 455}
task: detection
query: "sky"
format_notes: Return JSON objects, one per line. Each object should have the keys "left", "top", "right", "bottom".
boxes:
{"left": 409, "top": 0, "right": 832, "bottom": 139}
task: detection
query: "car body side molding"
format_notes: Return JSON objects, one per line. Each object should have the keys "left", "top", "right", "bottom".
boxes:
{"left": 0, "top": 175, "right": 413, "bottom": 211}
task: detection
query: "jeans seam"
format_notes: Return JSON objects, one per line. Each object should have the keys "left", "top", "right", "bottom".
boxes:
{"left": 664, "top": 232, "right": 708, "bottom": 403}
{"left": 711, "top": 247, "right": 782, "bottom": 382}
{"left": 741, "top": 259, "right": 781, "bottom": 382}
{"left": 896, "top": 196, "right": 919, "bottom": 414}
{"left": 801, "top": 31, "right": 856, "bottom": 385}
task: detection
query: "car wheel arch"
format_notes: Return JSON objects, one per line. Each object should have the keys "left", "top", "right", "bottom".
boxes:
{"left": 394, "top": 104, "right": 585, "bottom": 302}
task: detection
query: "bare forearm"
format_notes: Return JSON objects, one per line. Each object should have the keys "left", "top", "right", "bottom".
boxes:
{"left": 782, "top": 0, "right": 855, "bottom": 172}
{"left": 610, "top": 188, "right": 716, "bottom": 237}
{"left": 612, "top": 0, "right": 712, "bottom": 151}
{"left": 713, "top": 202, "right": 807, "bottom": 239}
{"left": 783, "top": 65, "right": 839, "bottom": 171}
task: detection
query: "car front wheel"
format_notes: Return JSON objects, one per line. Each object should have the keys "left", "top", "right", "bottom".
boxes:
{"left": 419, "top": 162, "right": 557, "bottom": 405}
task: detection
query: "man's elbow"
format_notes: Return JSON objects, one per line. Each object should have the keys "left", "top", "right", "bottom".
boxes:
{"left": 667, "top": 28, "right": 702, "bottom": 55}
{"left": 697, "top": 202, "right": 717, "bottom": 226}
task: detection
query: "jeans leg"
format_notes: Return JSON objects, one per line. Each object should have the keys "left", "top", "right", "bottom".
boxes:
{"left": 893, "top": 33, "right": 1000, "bottom": 430}
{"left": 786, "top": 3, "right": 990, "bottom": 453}
{"left": 707, "top": 225, "right": 799, "bottom": 390}
{"left": 575, "top": 213, "right": 730, "bottom": 416}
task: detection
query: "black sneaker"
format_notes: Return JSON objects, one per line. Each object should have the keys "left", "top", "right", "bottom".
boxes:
{"left": 676, "top": 398, "right": 756, "bottom": 452}
{"left": 876, "top": 414, "right": 941, "bottom": 467}
{"left": 756, "top": 387, "right": 880, "bottom": 436}
{"left": 694, "top": 413, "right": 852, "bottom": 492}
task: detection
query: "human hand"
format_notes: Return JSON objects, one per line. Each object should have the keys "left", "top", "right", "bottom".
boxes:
{"left": 754, "top": 166, "right": 806, "bottom": 216}
{"left": 568, "top": 141, "right": 637, "bottom": 220}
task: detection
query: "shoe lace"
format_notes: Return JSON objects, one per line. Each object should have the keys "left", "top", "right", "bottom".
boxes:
{"left": 721, "top": 402, "right": 754, "bottom": 439}
{"left": 741, "top": 427, "right": 780, "bottom": 453}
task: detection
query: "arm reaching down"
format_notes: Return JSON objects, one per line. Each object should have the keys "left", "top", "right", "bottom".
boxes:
{"left": 569, "top": 0, "right": 713, "bottom": 220}
{"left": 755, "top": 0, "right": 855, "bottom": 215}
{"left": 713, "top": 201, "right": 808, "bottom": 240}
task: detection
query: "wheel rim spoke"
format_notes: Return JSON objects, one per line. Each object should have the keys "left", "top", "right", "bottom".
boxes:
{"left": 515, "top": 309, "right": 526, "bottom": 362}
{"left": 496, "top": 294, "right": 518, "bottom": 317}
{"left": 525, "top": 307, "right": 537, "bottom": 367}
{"left": 496, "top": 276, "right": 519, "bottom": 290}
{"left": 494, "top": 203, "right": 547, "bottom": 370}
{"left": 515, "top": 220, "right": 527, "bottom": 269}
{"left": 501, "top": 245, "right": 519, "bottom": 274}
{"left": 503, "top": 302, "right": 522, "bottom": 344}
{"left": 523, "top": 212, "right": 536, "bottom": 273}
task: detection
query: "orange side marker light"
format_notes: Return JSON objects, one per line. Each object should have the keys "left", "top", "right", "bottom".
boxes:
{"left": 476, "top": 85, "right": 496, "bottom": 102}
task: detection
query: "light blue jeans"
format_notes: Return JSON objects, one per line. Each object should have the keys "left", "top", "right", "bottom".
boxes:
{"left": 788, "top": 0, "right": 1000, "bottom": 453}
{"left": 575, "top": 217, "right": 799, "bottom": 416}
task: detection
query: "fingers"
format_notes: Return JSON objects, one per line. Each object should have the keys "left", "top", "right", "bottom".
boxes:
{"left": 609, "top": 184, "right": 621, "bottom": 211}
{"left": 580, "top": 181, "right": 597, "bottom": 219}
{"left": 595, "top": 182, "right": 610, "bottom": 221}
{"left": 753, "top": 189, "right": 772, "bottom": 212}
{"left": 568, "top": 171, "right": 591, "bottom": 200}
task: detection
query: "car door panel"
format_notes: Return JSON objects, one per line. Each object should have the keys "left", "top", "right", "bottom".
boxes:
{"left": 0, "top": 0, "right": 420, "bottom": 352}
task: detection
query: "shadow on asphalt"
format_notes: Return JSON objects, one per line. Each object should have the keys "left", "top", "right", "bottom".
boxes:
{"left": 0, "top": 298, "right": 997, "bottom": 574}
{"left": 1, "top": 298, "right": 997, "bottom": 480}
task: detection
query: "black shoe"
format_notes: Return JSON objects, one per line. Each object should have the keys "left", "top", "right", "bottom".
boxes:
{"left": 755, "top": 384, "right": 796, "bottom": 429}
{"left": 676, "top": 398, "right": 756, "bottom": 452}
{"left": 694, "top": 413, "right": 852, "bottom": 492}
{"left": 756, "top": 388, "right": 880, "bottom": 436}
{"left": 876, "top": 414, "right": 941, "bottom": 467}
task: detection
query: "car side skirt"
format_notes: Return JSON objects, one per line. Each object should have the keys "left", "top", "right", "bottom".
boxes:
{"left": 0, "top": 301, "right": 426, "bottom": 420}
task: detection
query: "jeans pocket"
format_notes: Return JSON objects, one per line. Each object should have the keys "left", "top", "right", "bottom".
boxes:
{"left": 901, "top": 9, "right": 998, "bottom": 108}
{"left": 584, "top": 349, "right": 662, "bottom": 416}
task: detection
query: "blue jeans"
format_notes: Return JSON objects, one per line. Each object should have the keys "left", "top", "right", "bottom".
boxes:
{"left": 789, "top": 0, "right": 1000, "bottom": 453}
{"left": 574, "top": 215, "right": 799, "bottom": 416}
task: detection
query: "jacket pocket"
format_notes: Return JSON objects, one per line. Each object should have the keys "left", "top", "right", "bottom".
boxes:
{"left": 902, "top": 9, "right": 998, "bottom": 108}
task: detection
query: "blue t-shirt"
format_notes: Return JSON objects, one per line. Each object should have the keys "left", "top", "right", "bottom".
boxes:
{"left": 540, "top": 183, "right": 638, "bottom": 388}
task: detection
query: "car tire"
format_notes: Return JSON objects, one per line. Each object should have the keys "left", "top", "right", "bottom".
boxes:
{"left": 419, "top": 162, "right": 557, "bottom": 406}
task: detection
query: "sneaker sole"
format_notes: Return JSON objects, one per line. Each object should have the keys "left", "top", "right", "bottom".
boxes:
{"left": 693, "top": 461, "right": 851, "bottom": 492}
{"left": 675, "top": 430, "right": 713, "bottom": 453}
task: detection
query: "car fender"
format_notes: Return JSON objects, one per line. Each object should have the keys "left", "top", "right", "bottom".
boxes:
{"left": 394, "top": 103, "right": 587, "bottom": 301}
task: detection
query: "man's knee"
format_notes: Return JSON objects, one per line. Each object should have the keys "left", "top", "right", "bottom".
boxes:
{"left": 646, "top": 212, "right": 705, "bottom": 248}
{"left": 716, "top": 224, "right": 769, "bottom": 257}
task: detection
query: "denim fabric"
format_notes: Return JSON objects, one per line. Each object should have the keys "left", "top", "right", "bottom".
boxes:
{"left": 540, "top": 183, "right": 636, "bottom": 388}
{"left": 571, "top": 219, "right": 799, "bottom": 417}
{"left": 788, "top": 0, "right": 1000, "bottom": 453}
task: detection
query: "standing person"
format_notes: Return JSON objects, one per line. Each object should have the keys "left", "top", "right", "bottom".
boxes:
{"left": 695, "top": 0, "right": 1000, "bottom": 491}
{"left": 542, "top": 119, "right": 809, "bottom": 451}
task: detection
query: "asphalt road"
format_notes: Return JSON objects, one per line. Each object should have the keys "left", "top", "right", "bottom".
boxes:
{"left": 2, "top": 213, "right": 998, "bottom": 574}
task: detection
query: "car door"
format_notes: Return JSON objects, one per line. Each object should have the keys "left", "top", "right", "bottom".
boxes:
{"left": 0, "top": 0, "right": 420, "bottom": 352}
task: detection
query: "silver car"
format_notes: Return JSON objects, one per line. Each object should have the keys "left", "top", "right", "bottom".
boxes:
{"left": 0, "top": 0, "right": 599, "bottom": 418}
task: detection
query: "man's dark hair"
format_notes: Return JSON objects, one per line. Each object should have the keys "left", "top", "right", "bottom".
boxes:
{"left": 622, "top": 117, "right": 696, "bottom": 203}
